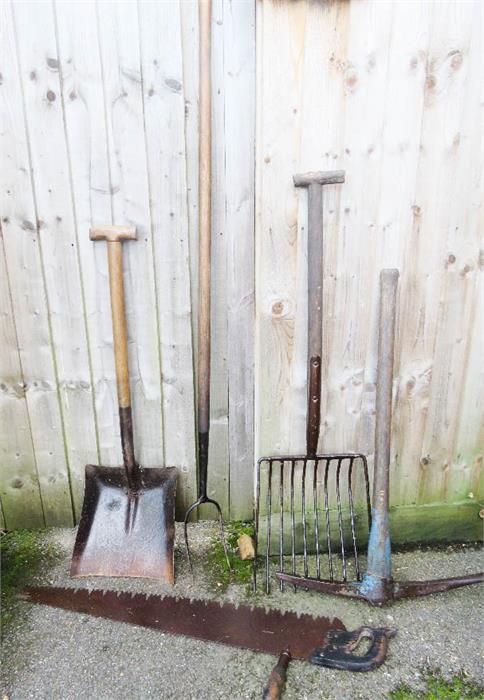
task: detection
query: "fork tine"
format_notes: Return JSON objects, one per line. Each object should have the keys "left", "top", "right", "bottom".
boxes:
{"left": 253, "top": 459, "right": 261, "bottom": 592}
{"left": 279, "top": 460, "right": 285, "bottom": 591}
{"left": 265, "top": 460, "right": 273, "bottom": 594}
{"left": 301, "top": 459, "right": 309, "bottom": 578}
{"left": 313, "top": 458, "right": 321, "bottom": 579}
{"left": 183, "top": 500, "right": 201, "bottom": 576}
{"left": 347, "top": 457, "right": 361, "bottom": 580}
{"left": 290, "top": 460, "right": 296, "bottom": 591}
{"left": 335, "top": 458, "right": 347, "bottom": 581}
{"left": 323, "top": 458, "right": 334, "bottom": 581}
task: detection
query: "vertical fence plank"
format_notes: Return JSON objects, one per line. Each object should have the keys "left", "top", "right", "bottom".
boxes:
{"left": 255, "top": 0, "right": 308, "bottom": 464}
{"left": 372, "top": 2, "right": 434, "bottom": 507}
{"left": 418, "top": 0, "right": 481, "bottom": 505}
{"left": 205, "top": 0, "right": 230, "bottom": 514}
{"left": 95, "top": 0, "right": 164, "bottom": 469}
{"left": 224, "top": 0, "right": 255, "bottom": 520}
{"left": 137, "top": 0, "right": 197, "bottom": 514}
{"left": 320, "top": 1, "right": 394, "bottom": 466}
{"left": 53, "top": 0, "right": 120, "bottom": 474}
{"left": 395, "top": 1, "right": 477, "bottom": 506}
{"left": 0, "top": 233, "right": 44, "bottom": 528}
{"left": 1, "top": 0, "right": 73, "bottom": 526}
{"left": 12, "top": 0, "right": 99, "bottom": 519}
{"left": 180, "top": 0, "right": 200, "bottom": 362}
{"left": 296, "top": 0, "right": 351, "bottom": 463}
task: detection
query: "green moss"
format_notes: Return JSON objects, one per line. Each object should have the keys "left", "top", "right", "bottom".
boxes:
{"left": 390, "top": 670, "right": 484, "bottom": 699}
{"left": 207, "top": 521, "right": 255, "bottom": 590}
{"left": 1, "top": 529, "right": 62, "bottom": 633}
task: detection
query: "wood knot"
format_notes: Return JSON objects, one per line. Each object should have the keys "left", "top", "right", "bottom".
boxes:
{"left": 344, "top": 67, "right": 358, "bottom": 90}
{"left": 46, "top": 90, "right": 56, "bottom": 102}
{"left": 271, "top": 301, "right": 285, "bottom": 316}
{"left": 449, "top": 50, "right": 463, "bottom": 70}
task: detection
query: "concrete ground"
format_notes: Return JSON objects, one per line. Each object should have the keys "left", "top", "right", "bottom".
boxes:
{"left": 1, "top": 524, "right": 483, "bottom": 700}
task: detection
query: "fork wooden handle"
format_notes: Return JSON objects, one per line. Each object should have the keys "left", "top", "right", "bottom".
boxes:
{"left": 263, "top": 649, "right": 291, "bottom": 700}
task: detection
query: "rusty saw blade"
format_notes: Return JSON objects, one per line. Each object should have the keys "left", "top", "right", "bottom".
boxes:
{"left": 20, "top": 586, "right": 345, "bottom": 660}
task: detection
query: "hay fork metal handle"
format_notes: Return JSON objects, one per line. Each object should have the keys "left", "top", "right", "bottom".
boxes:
{"left": 309, "top": 626, "right": 396, "bottom": 672}
{"left": 294, "top": 170, "right": 345, "bottom": 456}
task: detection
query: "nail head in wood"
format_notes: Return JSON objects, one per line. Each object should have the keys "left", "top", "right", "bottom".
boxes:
{"left": 90, "top": 226, "right": 137, "bottom": 242}
{"left": 293, "top": 170, "right": 345, "bottom": 188}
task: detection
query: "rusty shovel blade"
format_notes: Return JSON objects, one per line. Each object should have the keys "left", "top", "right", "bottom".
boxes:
{"left": 71, "top": 464, "right": 177, "bottom": 582}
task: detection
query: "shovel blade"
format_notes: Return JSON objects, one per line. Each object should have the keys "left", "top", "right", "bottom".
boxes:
{"left": 71, "top": 464, "right": 177, "bottom": 582}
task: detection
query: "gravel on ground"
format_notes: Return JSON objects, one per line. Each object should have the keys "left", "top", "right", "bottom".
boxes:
{"left": 1, "top": 523, "right": 483, "bottom": 700}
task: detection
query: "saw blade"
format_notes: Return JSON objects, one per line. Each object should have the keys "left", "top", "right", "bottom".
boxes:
{"left": 20, "top": 586, "right": 345, "bottom": 660}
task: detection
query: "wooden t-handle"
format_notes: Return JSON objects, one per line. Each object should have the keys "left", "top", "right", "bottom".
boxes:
{"left": 90, "top": 226, "right": 137, "bottom": 409}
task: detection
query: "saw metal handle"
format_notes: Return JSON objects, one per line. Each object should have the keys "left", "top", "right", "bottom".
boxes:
{"left": 263, "top": 649, "right": 292, "bottom": 700}
{"left": 309, "top": 626, "right": 396, "bottom": 672}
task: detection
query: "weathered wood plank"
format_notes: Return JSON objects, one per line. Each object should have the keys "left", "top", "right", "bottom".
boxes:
{"left": 205, "top": 0, "right": 230, "bottom": 515}
{"left": 397, "top": 1, "right": 477, "bottom": 506}
{"left": 137, "top": 0, "right": 197, "bottom": 514}
{"left": 255, "top": 0, "right": 308, "bottom": 464}
{"left": 224, "top": 0, "right": 255, "bottom": 520}
{"left": 180, "top": 0, "right": 200, "bottom": 361}
{"left": 419, "top": 0, "right": 482, "bottom": 506}
{"left": 320, "top": 0, "right": 394, "bottom": 472}
{"left": 12, "top": 0, "right": 99, "bottom": 520}
{"left": 95, "top": 0, "right": 164, "bottom": 468}
{"left": 0, "top": 231, "right": 44, "bottom": 529}
{"left": 53, "top": 0, "right": 120, "bottom": 475}
{"left": 1, "top": 1, "right": 73, "bottom": 526}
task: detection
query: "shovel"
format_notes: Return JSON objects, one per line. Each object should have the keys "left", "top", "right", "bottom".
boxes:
{"left": 70, "top": 226, "right": 177, "bottom": 582}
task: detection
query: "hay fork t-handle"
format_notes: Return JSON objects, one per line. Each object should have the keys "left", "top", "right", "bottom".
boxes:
{"left": 90, "top": 225, "right": 139, "bottom": 494}
{"left": 293, "top": 171, "right": 345, "bottom": 455}
{"left": 183, "top": 0, "right": 229, "bottom": 573}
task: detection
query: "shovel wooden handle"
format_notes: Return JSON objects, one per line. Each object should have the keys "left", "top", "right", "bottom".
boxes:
{"left": 91, "top": 226, "right": 136, "bottom": 409}
{"left": 106, "top": 241, "right": 132, "bottom": 409}
{"left": 90, "top": 226, "right": 139, "bottom": 489}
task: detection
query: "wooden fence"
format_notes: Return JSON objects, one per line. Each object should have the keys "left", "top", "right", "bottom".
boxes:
{"left": 1, "top": 0, "right": 482, "bottom": 539}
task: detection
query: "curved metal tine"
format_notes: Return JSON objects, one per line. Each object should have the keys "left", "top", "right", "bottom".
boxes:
{"left": 301, "top": 460, "right": 309, "bottom": 579}
{"left": 204, "top": 497, "right": 231, "bottom": 571}
{"left": 253, "top": 460, "right": 261, "bottom": 592}
{"left": 290, "top": 460, "right": 296, "bottom": 591}
{"left": 313, "top": 458, "right": 321, "bottom": 580}
{"left": 362, "top": 455, "right": 372, "bottom": 530}
{"left": 279, "top": 460, "right": 285, "bottom": 592}
{"left": 323, "top": 458, "right": 334, "bottom": 581}
{"left": 347, "top": 457, "right": 360, "bottom": 580}
{"left": 265, "top": 460, "right": 273, "bottom": 594}
{"left": 184, "top": 499, "right": 202, "bottom": 575}
{"left": 335, "top": 458, "right": 347, "bottom": 582}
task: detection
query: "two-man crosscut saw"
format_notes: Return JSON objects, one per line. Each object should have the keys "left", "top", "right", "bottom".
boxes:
{"left": 20, "top": 587, "right": 395, "bottom": 698}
